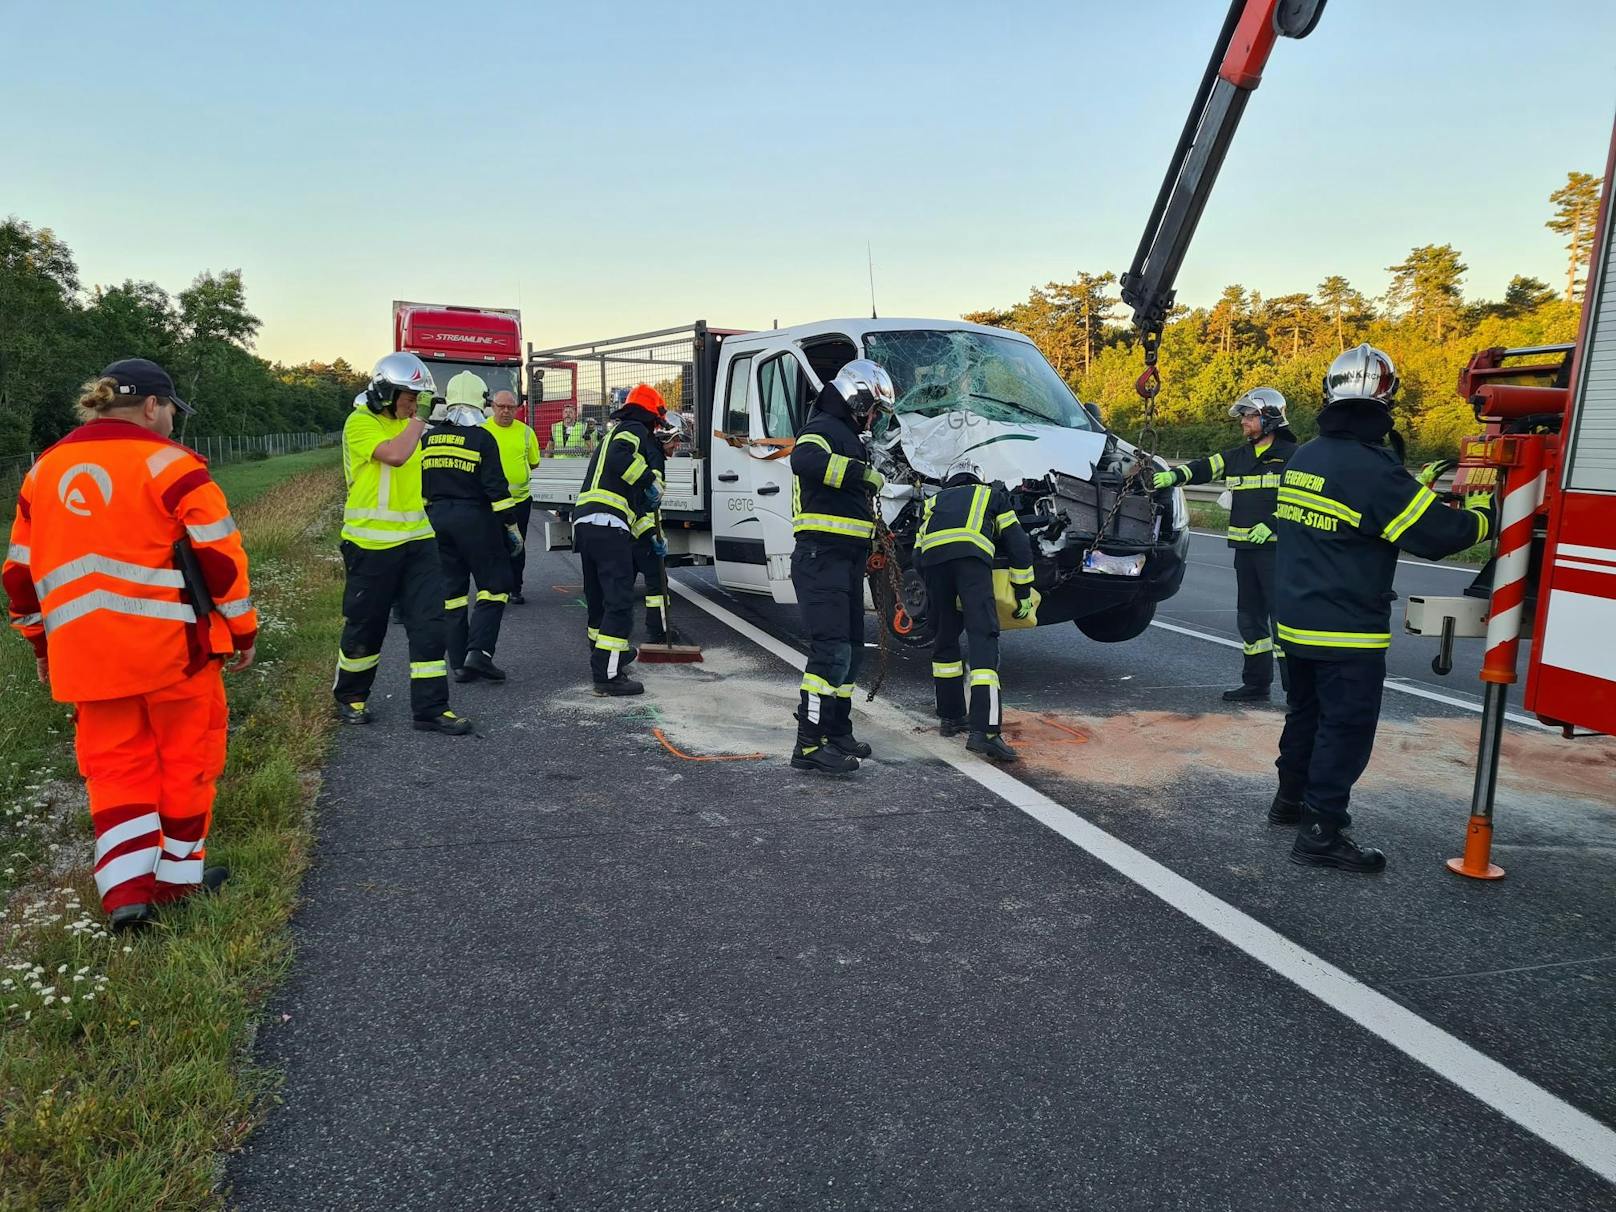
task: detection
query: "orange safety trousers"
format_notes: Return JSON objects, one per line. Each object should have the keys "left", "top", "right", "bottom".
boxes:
{"left": 76, "top": 662, "right": 228, "bottom": 912}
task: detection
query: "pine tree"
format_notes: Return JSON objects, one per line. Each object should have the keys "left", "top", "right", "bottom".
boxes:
{"left": 1386, "top": 245, "right": 1467, "bottom": 342}
{"left": 1546, "top": 171, "right": 1602, "bottom": 302}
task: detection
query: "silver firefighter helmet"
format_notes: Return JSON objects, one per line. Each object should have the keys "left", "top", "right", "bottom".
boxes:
{"left": 831, "top": 358, "right": 897, "bottom": 422}
{"left": 365, "top": 351, "right": 436, "bottom": 411}
{"left": 654, "top": 409, "right": 687, "bottom": 444}
{"left": 1323, "top": 343, "right": 1399, "bottom": 407}
{"left": 1229, "top": 386, "right": 1289, "bottom": 434}
{"left": 942, "top": 458, "right": 986, "bottom": 483}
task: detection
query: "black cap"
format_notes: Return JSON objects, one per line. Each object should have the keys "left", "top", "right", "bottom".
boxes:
{"left": 102, "top": 357, "right": 194, "bottom": 415}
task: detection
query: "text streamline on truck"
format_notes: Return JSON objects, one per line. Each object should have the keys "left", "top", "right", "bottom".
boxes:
{"left": 527, "top": 319, "right": 1190, "bottom": 645}
{"left": 393, "top": 300, "right": 525, "bottom": 420}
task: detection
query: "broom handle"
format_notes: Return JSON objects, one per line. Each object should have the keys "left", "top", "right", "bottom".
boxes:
{"left": 655, "top": 510, "right": 672, "bottom": 637}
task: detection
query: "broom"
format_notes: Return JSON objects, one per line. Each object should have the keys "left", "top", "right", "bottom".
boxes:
{"left": 637, "top": 512, "right": 703, "bottom": 663}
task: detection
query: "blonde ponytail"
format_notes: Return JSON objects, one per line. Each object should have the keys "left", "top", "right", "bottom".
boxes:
{"left": 76, "top": 375, "right": 136, "bottom": 422}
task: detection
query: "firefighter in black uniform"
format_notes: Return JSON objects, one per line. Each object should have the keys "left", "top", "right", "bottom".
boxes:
{"left": 631, "top": 409, "right": 687, "bottom": 644}
{"left": 574, "top": 383, "right": 662, "bottom": 696}
{"left": 423, "top": 372, "right": 522, "bottom": 683}
{"left": 787, "top": 359, "right": 895, "bottom": 773}
{"left": 1155, "top": 386, "right": 1296, "bottom": 701}
{"left": 1269, "top": 344, "right": 1494, "bottom": 872}
{"left": 915, "top": 461, "right": 1036, "bottom": 762}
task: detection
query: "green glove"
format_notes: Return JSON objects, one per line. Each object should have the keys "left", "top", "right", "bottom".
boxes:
{"left": 1151, "top": 469, "right": 1179, "bottom": 490}
{"left": 1013, "top": 596, "right": 1035, "bottom": 620}
{"left": 1246, "top": 521, "right": 1274, "bottom": 544}
{"left": 862, "top": 466, "right": 887, "bottom": 493}
{"left": 1463, "top": 490, "right": 1494, "bottom": 512}
{"left": 1417, "top": 459, "right": 1457, "bottom": 488}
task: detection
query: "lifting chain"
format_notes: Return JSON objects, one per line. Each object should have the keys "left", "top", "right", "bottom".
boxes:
{"left": 865, "top": 506, "right": 912, "bottom": 703}
{"left": 1081, "top": 324, "right": 1164, "bottom": 567}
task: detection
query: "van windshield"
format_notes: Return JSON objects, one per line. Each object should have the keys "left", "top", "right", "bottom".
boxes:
{"left": 862, "top": 329, "right": 1097, "bottom": 431}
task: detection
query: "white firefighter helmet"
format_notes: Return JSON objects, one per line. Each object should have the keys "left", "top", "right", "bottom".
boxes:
{"left": 831, "top": 358, "right": 897, "bottom": 422}
{"left": 365, "top": 351, "right": 436, "bottom": 411}
{"left": 654, "top": 409, "right": 687, "bottom": 447}
{"left": 1229, "top": 386, "right": 1288, "bottom": 433}
{"left": 1323, "top": 343, "right": 1399, "bottom": 407}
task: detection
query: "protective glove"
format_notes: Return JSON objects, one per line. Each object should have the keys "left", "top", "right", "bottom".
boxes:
{"left": 1417, "top": 459, "right": 1457, "bottom": 488}
{"left": 1012, "top": 595, "right": 1036, "bottom": 621}
{"left": 1246, "top": 521, "right": 1274, "bottom": 544}
{"left": 862, "top": 466, "right": 887, "bottom": 494}
{"left": 504, "top": 524, "right": 524, "bottom": 557}
{"left": 1151, "top": 469, "right": 1180, "bottom": 490}
{"left": 644, "top": 483, "right": 663, "bottom": 509}
{"left": 650, "top": 536, "right": 668, "bottom": 559}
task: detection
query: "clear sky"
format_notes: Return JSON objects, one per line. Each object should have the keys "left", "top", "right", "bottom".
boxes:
{"left": 5, "top": 0, "right": 1613, "bottom": 366}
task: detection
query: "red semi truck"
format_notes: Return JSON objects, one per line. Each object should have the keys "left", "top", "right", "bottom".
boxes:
{"left": 392, "top": 300, "right": 525, "bottom": 420}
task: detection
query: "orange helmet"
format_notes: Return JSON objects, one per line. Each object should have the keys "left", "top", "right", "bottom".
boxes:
{"left": 625, "top": 383, "right": 665, "bottom": 413}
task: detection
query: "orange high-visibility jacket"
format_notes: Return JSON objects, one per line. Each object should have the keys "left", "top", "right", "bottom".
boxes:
{"left": 3, "top": 418, "right": 258, "bottom": 703}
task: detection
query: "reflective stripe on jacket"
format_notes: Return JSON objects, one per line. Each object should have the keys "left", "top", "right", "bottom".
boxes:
{"left": 1273, "top": 433, "right": 1490, "bottom": 660}
{"left": 3, "top": 418, "right": 257, "bottom": 702}
{"left": 574, "top": 413, "right": 654, "bottom": 527}
{"left": 550, "top": 420, "right": 591, "bottom": 458}
{"left": 1170, "top": 434, "right": 1296, "bottom": 548}
{"left": 422, "top": 423, "right": 514, "bottom": 512}
{"left": 914, "top": 476, "right": 1034, "bottom": 583}
{"left": 790, "top": 411, "right": 874, "bottom": 545}
{"left": 341, "top": 405, "right": 433, "bottom": 549}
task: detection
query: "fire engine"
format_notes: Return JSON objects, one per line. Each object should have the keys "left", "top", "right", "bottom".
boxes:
{"left": 1121, "top": 0, "right": 1615, "bottom": 879}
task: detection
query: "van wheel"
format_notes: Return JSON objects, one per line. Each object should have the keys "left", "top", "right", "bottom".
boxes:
{"left": 1074, "top": 601, "right": 1156, "bottom": 642}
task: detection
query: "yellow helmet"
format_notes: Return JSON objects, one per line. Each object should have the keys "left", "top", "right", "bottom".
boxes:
{"left": 444, "top": 370, "right": 488, "bottom": 410}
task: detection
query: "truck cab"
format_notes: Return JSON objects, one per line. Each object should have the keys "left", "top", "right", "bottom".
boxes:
{"left": 529, "top": 318, "right": 1189, "bottom": 644}
{"left": 393, "top": 300, "right": 524, "bottom": 417}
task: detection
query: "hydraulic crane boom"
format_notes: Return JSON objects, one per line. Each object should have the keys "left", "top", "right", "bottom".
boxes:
{"left": 1120, "top": 0, "right": 1328, "bottom": 346}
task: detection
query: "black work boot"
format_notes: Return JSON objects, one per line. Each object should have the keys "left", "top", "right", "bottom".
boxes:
{"left": 1222, "top": 684, "right": 1270, "bottom": 703}
{"left": 462, "top": 651, "right": 507, "bottom": 682}
{"left": 1291, "top": 806, "right": 1386, "bottom": 873}
{"left": 594, "top": 674, "right": 644, "bottom": 697}
{"left": 827, "top": 732, "right": 872, "bottom": 760}
{"left": 413, "top": 710, "right": 476, "bottom": 736}
{"left": 1268, "top": 792, "right": 1303, "bottom": 826}
{"left": 109, "top": 903, "right": 156, "bottom": 933}
{"left": 510, "top": 591, "right": 526, "bottom": 605}
{"left": 967, "top": 731, "right": 1019, "bottom": 762}
{"left": 939, "top": 717, "right": 968, "bottom": 738}
{"left": 335, "top": 700, "right": 372, "bottom": 726}
{"left": 791, "top": 737, "right": 859, "bottom": 774}
{"left": 201, "top": 866, "right": 231, "bottom": 895}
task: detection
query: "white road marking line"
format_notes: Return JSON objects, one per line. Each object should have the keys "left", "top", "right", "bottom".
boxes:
{"left": 669, "top": 576, "right": 1616, "bottom": 1185}
{"left": 1147, "top": 619, "right": 1551, "bottom": 730}
{"left": 1188, "top": 531, "right": 1477, "bottom": 572}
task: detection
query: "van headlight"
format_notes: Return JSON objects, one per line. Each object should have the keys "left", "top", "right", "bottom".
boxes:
{"left": 1172, "top": 486, "right": 1188, "bottom": 533}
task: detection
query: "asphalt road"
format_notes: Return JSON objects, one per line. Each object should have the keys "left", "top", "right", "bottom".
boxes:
{"left": 227, "top": 536, "right": 1616, "bottom": 1210}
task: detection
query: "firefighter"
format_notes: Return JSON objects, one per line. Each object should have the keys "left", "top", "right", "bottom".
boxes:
{"left": 916, "top": 461, "right": 1035, "bottom": 762}
{"left": 1154, "top": 387, "right": 1295, "bottom": 701}
{"left": 484, "top": 389, "right": 541, "bottom": 604}
{"left": 632, "top": 408, "right": 688, "bottom": 644}
{"left": 425, "top": 372, "right": 522, "bottom": 683}
{"left": 1269, "top": 344, "right": 1494, "bottom": 872}
{"left": 333, "top": 352, "right": 472, "bottom": 735}
{"left": 574, "top": 383, "right": 662, "bottom": 695}
{"left": 550, "top": 402, "right": 595, "bottom": 459}
{"left": 3, "top": 359, "right": 256, "bottom": 930}
{"left": 787, "top": 359, "right": 895, "bottom": 773}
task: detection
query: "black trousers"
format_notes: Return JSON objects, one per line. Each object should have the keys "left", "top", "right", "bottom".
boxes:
{"left": 923, "top": 558, "right": 1002, "bottom": 732}
{"left": 1233, "top": 544, "right": 1281, "bottom": 689}
{"left": 632, "top": 536, "right": 670, "bottom": 640}
{"left": 575, "top": 520, "right": 636, "bottom": 682}
{"left": 428, "top": 500, "right": 512, "bottom": 671}
{"left": 334, "top": 538, "right": 449, "bottom": 719}
{"left": 1275, "top": 652, "right": 1386, "bottom": 827}
{"left": 790, "top": 538, "right": 866, "bottom": 741}
{"left": 509, "top": 498, "right": 533, "bottom": 593}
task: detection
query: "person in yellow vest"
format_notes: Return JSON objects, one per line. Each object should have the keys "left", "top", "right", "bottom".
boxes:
{"left": 332, "top": 352, "right": 473, "bottom": 735}
{"left": 549, "top": 403, "right": 595, "bottom": 459}
{"left": 486, "top": 389, "right": 542, "bottom": 603}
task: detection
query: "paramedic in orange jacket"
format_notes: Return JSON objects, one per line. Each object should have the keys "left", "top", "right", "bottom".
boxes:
{"left": 2, "top": 359, "right": 257, "bottom": 932}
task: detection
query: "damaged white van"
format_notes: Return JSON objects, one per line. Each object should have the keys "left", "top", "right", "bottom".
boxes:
{"left": 527, "top": 319, "right": 1189, "bottom": 644}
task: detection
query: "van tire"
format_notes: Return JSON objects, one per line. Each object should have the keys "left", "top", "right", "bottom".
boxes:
{"left": 1074, "top": 601, "right": 1156, "bottom": 643}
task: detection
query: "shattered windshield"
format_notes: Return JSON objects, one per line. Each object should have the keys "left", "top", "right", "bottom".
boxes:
{"left": 863, "top": 329, "right": 1098, "bottom": 431}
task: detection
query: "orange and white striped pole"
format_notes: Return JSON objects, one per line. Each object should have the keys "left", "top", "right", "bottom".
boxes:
{"left": 1447, "top": 434, "right": 1548, "bottom": 881}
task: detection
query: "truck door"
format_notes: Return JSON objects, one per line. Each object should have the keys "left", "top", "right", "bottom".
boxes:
{"left": 711, "top": 347, "right": 816, "bottom": 600}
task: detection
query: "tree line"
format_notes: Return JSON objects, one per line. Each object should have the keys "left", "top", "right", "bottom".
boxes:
{"left": 0, "top": 218, "right": 365, "bottom": 461}
{"left": 963, "top": 171, "right": 1602, "bottom": 460}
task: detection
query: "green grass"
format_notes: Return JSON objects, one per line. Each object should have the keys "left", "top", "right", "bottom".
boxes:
{"left": 0, "top": 449, "right": 346, "bottom": 1211}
